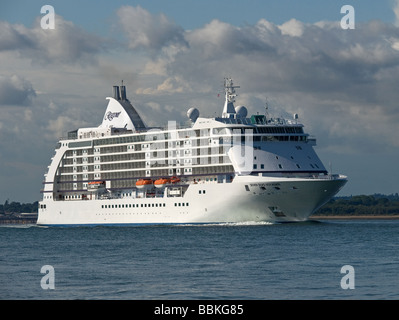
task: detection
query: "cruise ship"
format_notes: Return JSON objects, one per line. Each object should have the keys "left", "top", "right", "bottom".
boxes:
{"left": 37, "top": 78, "right": 347, "bottom": 226}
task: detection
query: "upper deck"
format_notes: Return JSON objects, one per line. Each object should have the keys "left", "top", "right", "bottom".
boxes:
{"left": 60, "top": 78, "right": 306, "bottom": 143}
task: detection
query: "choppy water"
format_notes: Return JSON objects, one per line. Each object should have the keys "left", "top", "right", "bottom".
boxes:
{"left": 1, "top": 219, "right": 399, "bottom": 300}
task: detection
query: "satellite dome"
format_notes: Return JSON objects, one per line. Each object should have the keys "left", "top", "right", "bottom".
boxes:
{"left": 235, "top": 106, "right": 247, "bottom": 118}
{"left": 187, "top": 107, "right": 199, "bottom": 122}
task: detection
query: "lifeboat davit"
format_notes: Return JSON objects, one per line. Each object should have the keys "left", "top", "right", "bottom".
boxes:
{"left": 154, "top": 178, "right": 171, "bottom": 188}
{"left": 136, "top": 179, "right": 153, "bottom": 189}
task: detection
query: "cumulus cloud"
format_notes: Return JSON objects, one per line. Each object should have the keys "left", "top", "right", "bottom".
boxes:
{"left": 136, "top": 76, "right": 188, "bottom": 95}
{"left": 0, "top": 21, "right": 35, "bottom": 51}
{"left": 117, "top": 5, "right": 187, "bottom": 51}
{"left": 278, "top": 19, "right": 305, "bottom": 37}
{"left": 0, "top": 75, "right": 36, "bottom": 106}
{"left": 394, "top": 0, "right": 399, "bottom": 27}
{"left": 0, "top": 16, "right": 104, "bottom": 65}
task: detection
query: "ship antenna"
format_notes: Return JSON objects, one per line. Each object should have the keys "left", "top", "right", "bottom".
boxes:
{"left": 265, "top": 98, "right": 269, "bottom": 122}
{"left": 222, "top": 77, "right": 240, "bottom": 118}
{"left": 224, "top": 77, "right": 240, "bottom": 103}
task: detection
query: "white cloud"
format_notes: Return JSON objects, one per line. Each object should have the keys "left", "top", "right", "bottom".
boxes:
{"left": 46, "top": 115, "right": 85, "bottom": 139}
{"left": 278, "top": 19, "right": 305, "bottom": 37}
{"left": 0, "top": 74, "right": 36, "bottom": 106}
{"left": 116, "top": 5, "right": 187, "bottom": 51}
{"left": 141, "top": 59, "right": 168, "bottom": 76}
{"left": 136, "top": 76, "right": 188, "bottom": 95}
{"left": 394, "top": 0, "right": 399, "bottom": 27}
{"left": 0, "top": 16, "right": 104, "bottom": 65}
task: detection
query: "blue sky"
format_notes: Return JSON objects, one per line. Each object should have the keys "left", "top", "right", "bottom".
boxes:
{"left": 1, "top": 1, "right": 399, "bottom": 203}
{"left": 1, "top": 0, "right": 397, "bottom": 29}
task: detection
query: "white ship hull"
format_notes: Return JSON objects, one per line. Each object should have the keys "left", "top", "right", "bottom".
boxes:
{"left": 37, "top": 175, "right": 347, "bottom": 226}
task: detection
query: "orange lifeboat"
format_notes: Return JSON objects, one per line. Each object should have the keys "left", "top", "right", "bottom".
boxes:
{"left": 170, "top": 177, "right": 181, "bottom": 184}
{"left": 87, "top": 181, "right": 105, "bottom": 191}
{"left": 136, "top": 179, "right": 153, "bottom": 189}
{"left": 88, "top": 181, "right": 105, "bottom": 185}
{"left": 154, "top": 178, "right": 171, "bottom": 188}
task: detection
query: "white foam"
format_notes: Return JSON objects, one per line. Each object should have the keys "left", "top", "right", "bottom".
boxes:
{"left": 177, "top": 221, "right": 274, "bottom": 227}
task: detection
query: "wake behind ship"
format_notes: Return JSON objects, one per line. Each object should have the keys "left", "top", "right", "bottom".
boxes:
{"left": 37, "top": 79, "right": 347, "bottom": 226}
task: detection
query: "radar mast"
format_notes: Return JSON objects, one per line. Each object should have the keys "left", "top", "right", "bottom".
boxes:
{"left": 222, "top": 78, "right": 240, "bottom": 118}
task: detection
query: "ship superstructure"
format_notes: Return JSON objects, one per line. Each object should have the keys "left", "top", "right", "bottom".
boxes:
{"left": 37, "top": 79, "right": 347, "bottom": 226}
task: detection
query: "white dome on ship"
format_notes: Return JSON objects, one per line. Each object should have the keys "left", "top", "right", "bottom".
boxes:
{"left": 187, "top": 107, "right": 199, "bottom": 122}
{"left": 235, "top": 105, "right": 247, "bottom": 118}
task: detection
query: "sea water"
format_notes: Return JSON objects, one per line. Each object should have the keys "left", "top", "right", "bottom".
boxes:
{"left": 1, "top": 219, "right": 399, "bottom": 300}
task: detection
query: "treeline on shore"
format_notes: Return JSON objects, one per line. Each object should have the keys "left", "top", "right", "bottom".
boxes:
{"left": 0, "top": 200, "right": 38, "bottom": 215}
{"left": 1, "top": 194, "right": 399, "bottom": 216}
{"left": 314, "top": 194, "right": 399, "bottom": 216}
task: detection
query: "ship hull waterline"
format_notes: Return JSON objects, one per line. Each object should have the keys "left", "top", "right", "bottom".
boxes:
{"left": 37, "top": 175, "right": 347, "bottom": 226}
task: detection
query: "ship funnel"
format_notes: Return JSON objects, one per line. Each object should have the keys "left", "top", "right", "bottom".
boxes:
{"left": 113, "top": 86, "right": 121, "bottom": 100}
{"left": 120, "top": 85, "right": 127, "bottom": 101}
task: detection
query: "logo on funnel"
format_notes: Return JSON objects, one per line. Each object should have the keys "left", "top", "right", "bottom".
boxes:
{"left": 105, "top": 111, "right": 121, "bottom": 121}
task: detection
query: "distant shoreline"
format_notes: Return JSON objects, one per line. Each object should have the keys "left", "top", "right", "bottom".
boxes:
{"left": 1, "top": 215, "right": 399, "bottom": 225}
{"left": 310, "top": 215, "right": 399, "bottom": 220}
{"left": 0, "top": 215, "right": 38, "bottom": 225}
